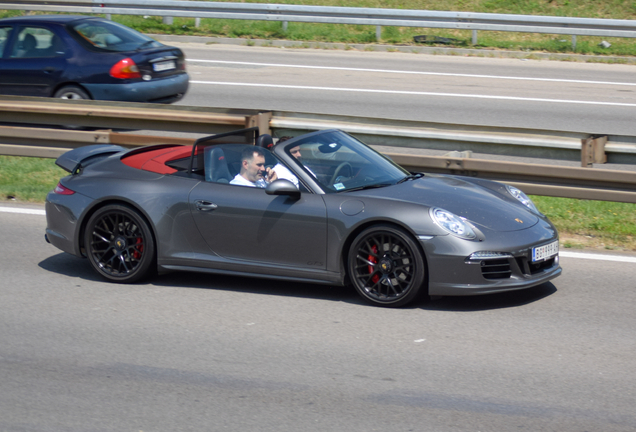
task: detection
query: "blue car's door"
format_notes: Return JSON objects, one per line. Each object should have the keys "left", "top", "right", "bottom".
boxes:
{"left": 0, "top": 25, "right": 67, "bottom": 97}
{"left": 0, "top": 25, "right": 15, "bottom": 95}
{"left": 188, "top": 181, "right": 328, "bottom": 270}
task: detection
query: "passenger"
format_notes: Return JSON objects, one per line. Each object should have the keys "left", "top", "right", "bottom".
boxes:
{"left": 230, "top": 147, "right": 278, "bottom": 187}
{"left": 273, "top": 154, "right": 299, "bottom": 188}
{"left": 288, "top": 143, "right": 316, "bottom": 178}
{"left": 272, "top": 137, "right": 315, "bottom": 187}
{"left": 289, "top": 144, "right": 302, "bottom": 160}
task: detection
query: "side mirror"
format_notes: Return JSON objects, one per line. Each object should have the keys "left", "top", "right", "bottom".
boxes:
{"left": 265, "top": 179, "right": 300, "bottom": 200}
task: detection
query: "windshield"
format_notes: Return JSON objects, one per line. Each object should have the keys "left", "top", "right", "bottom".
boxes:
{"left": 69, "top": 20, "right": 162, "bottom": 52}
{"left": 282, "top": 130, "right": 409, "bottom": 193}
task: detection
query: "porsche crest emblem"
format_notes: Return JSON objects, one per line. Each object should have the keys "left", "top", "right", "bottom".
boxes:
{"left": 515, "top": 218, "right": 523, "bottom": 224}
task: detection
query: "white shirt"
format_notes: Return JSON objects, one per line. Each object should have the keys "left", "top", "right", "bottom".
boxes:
{"left": 272, "top": 163, "right": 299, "bottom": 188}
{"left": 230, "top": 174, "right": 256, "bottom": 187}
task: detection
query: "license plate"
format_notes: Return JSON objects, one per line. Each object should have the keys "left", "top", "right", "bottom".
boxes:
{"left": 532, "top": 240, "right": 559, "bottom": 262}
{"left": 152, "top": 60, "right": 176, "bottom": 72}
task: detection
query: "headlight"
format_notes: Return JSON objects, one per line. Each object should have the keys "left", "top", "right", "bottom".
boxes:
{"left": 430, "top": 208, "right": 476, "bottom": 240}
{"left": 506, "top": 185, "right": 542, "bottom": 215}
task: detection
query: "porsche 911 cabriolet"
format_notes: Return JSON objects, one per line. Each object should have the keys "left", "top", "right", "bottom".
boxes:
{"left": 45, "top": 128, "right": 561, "bottom": 307}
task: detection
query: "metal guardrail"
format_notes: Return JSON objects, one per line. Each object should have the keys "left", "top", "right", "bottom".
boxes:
{"left": 2, "top": 0, "right": 636, "bottom": 46}
{"left": 0, "top": 95, "right": 265, "bottom": 134}
{"left": 270, "top": 111, "right": 636, "bottom": 165}
{"left": 1, "top": 96, "right": 636, "bottom": 203}
{"left": 5, "top": 96, "right": 636, "bottom": 163}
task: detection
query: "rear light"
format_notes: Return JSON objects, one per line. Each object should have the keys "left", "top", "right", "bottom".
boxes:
{"left": 54, "top": 182, "right": 75, "bottom": 195}
{"left": 179, "top": 60, "right": 186, "bottom": 71}
{"left": 110, "top": 58, "right": 141, "bottom": 79}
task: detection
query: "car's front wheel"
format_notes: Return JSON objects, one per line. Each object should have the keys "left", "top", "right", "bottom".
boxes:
{"left": 54, "top": 85, "right": 90, "bottom": 100}
{"left": 84, "top": 204, "right": 155, "bottom": 283}
{"left": 348, "top": 225, "right": 426, "bottom": 307}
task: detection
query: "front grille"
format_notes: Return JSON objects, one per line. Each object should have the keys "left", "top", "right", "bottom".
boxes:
{"left": 480, "top": 259, "right": 512, "bottom": 279}
{"left": 472, "top": 251, "right": 558, "bottom": 281}
{"left": 515, "top": 256, "right": 557, "bottom": 275}
{"left": 528, "top": 257, "right": 556, "bottom": 275}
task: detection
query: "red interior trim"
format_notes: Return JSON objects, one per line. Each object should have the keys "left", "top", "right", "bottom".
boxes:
{"left": 121, "top": 146, "right": 193, "bottom": 174}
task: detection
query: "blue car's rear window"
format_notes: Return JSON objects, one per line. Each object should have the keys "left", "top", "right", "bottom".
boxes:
{"left": 68, "top": 20, "right": 162, "bottom": 52}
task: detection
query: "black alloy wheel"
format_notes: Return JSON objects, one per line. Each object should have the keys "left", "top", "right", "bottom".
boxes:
{"left": 84, "top": 204, "right": 155, "bottom": 283}
{"left": 348, "top": 225, "right": 426, "bottom": 307}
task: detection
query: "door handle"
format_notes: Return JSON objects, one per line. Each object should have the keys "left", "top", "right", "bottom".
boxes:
{"left": 43, "top": 67, "right": 57, "bottom": 73}
{"left": 195, "top": 200, "right": 218, "bottom": 211}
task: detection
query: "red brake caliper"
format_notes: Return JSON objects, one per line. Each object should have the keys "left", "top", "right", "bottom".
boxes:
{"left": 368, "top": 245, "right": 380, "bottom": 283}
{"left": 132, "top": 238, "right": 143, "bottom": 260}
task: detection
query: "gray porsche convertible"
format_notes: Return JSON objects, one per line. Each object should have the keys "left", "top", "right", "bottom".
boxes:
{"left": 45, "top": 128, "right": 561, "bottom": 307}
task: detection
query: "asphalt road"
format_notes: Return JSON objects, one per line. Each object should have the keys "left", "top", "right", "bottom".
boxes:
{"left": 174, "top": 42, "right": 636, "bottom": 136}
{"left": 1, "top": 205, "right": 635, "bottom": 432}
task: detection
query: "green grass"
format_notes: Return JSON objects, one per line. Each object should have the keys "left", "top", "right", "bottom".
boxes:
{"left": 0, "top": 156, "right": 66, "bottom": 202}
{"left": 2, "top": 155, "right": 635, "bottom": 251}
{"left": 112, "top": 14, "right": 636, "bottom": 57}
{"left": 531, "top": 195, "right": 636, "bottom": 251}
{"left": 5, "top": 1, "right": 636, "bottom": 57}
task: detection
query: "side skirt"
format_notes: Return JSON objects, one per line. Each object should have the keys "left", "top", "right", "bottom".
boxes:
{"left": 159, "top": 264, "right": 344, "bottom": 286}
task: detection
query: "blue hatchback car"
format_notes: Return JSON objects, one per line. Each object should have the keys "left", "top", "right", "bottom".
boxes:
{"left": 0, "top": 15, "right": 189, "bottom": 102}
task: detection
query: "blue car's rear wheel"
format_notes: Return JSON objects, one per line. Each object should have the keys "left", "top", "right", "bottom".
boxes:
{"left": 348, "top": 225, "right": 426, "bottom": 307}
{"left": 84, "top": 204, "right": 155, "bottom": 283}
{"left": 54, "top": 85, "right": 90, "bottom": 100}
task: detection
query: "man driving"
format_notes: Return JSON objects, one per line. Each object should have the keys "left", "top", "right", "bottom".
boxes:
{"left": 230, "top": 147, "right": 278, "bottom": 187}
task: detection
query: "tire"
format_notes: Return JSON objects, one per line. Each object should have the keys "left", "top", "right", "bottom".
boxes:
{"left": 84, "top": 204, "right": 155, "bottom": 283}
{"left": 54, "top": 85, "right": 90, "bottom": 100}
{"left": 348, "top": 225, "right": 426, "bottom": 307}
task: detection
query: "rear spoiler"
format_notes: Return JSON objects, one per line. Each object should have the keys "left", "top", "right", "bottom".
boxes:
{"left": 56, "top": 144, "right": 126, "bottom": 173}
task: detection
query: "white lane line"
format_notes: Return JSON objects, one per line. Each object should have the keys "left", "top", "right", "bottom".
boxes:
{"left": 560, "top": 251, "right": 636, "bottom": 264}
{"left": 191, "top": 80, "right": 636, "bottom": 108}
{"left": 189, "top": 59, "right": 636, "bottom": 87}
{"left": 0, "top": 206, "right": 46, "bottom": 216}
{"left": 3, "top": 206, "right": 635, "bottom": 264}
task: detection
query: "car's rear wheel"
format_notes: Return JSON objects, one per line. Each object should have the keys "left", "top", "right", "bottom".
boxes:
{"left": 348, "top": 225, "right": 426, "bottom": 307}
{"left": 84, "top": 204, "right": 155, "bottom": 283}
{"left": 54, "top": 85, "right": 90, "bottom": 100}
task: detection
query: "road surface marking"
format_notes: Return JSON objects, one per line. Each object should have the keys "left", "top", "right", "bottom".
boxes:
{"left": 189, "top": 59, "right": 636, "bottom": 87}
{"left": 191, "top": 80, "right": 636, "bottom": 108}
{"left": 0, "top": 206, "right": 45, "bottom": 216}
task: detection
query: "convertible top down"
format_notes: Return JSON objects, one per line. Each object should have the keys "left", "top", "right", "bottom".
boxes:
{"left": 45, "top": 128, "right": 561, "bottom": 307}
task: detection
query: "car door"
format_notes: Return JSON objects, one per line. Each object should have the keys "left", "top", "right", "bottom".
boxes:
{"left": 188, "top": 181, "right": 328, "bottom": 270}
{"left": 0, "top": 25, "right": 67, "bottom": 97}
{"left": 0, "top": 25, "right": 14, "bottom": 95}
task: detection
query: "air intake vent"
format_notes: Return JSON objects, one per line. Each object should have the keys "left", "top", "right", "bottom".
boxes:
{"left": 528, "top": 257, "right": 556, "bottom": 275}
{"left": 481, "top": 259, "right": 512, "bottom": 279}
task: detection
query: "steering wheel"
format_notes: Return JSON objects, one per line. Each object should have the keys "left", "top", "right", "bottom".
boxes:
{"left": 330, "top": 162, "right": 353, "bottom": 185}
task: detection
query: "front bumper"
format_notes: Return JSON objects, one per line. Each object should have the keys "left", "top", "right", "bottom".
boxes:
{"left": 421, "top": 225, "right": 562, "bottom": 296}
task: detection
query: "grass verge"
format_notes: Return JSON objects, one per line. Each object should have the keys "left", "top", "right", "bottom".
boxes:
{"left": 115, "top": 16, "right": 636, "bottom": 59}
{"left": 0, "top": 156, "right": 66, "bottom": 202}
{"left": 2, "top": 155, "right": 635, "bottom": 251}
{"left": 5, "top": 1, "right": 636, "bottom": 59}
{"left": 532, "top": 196, "right": 636, "bottom": 252}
